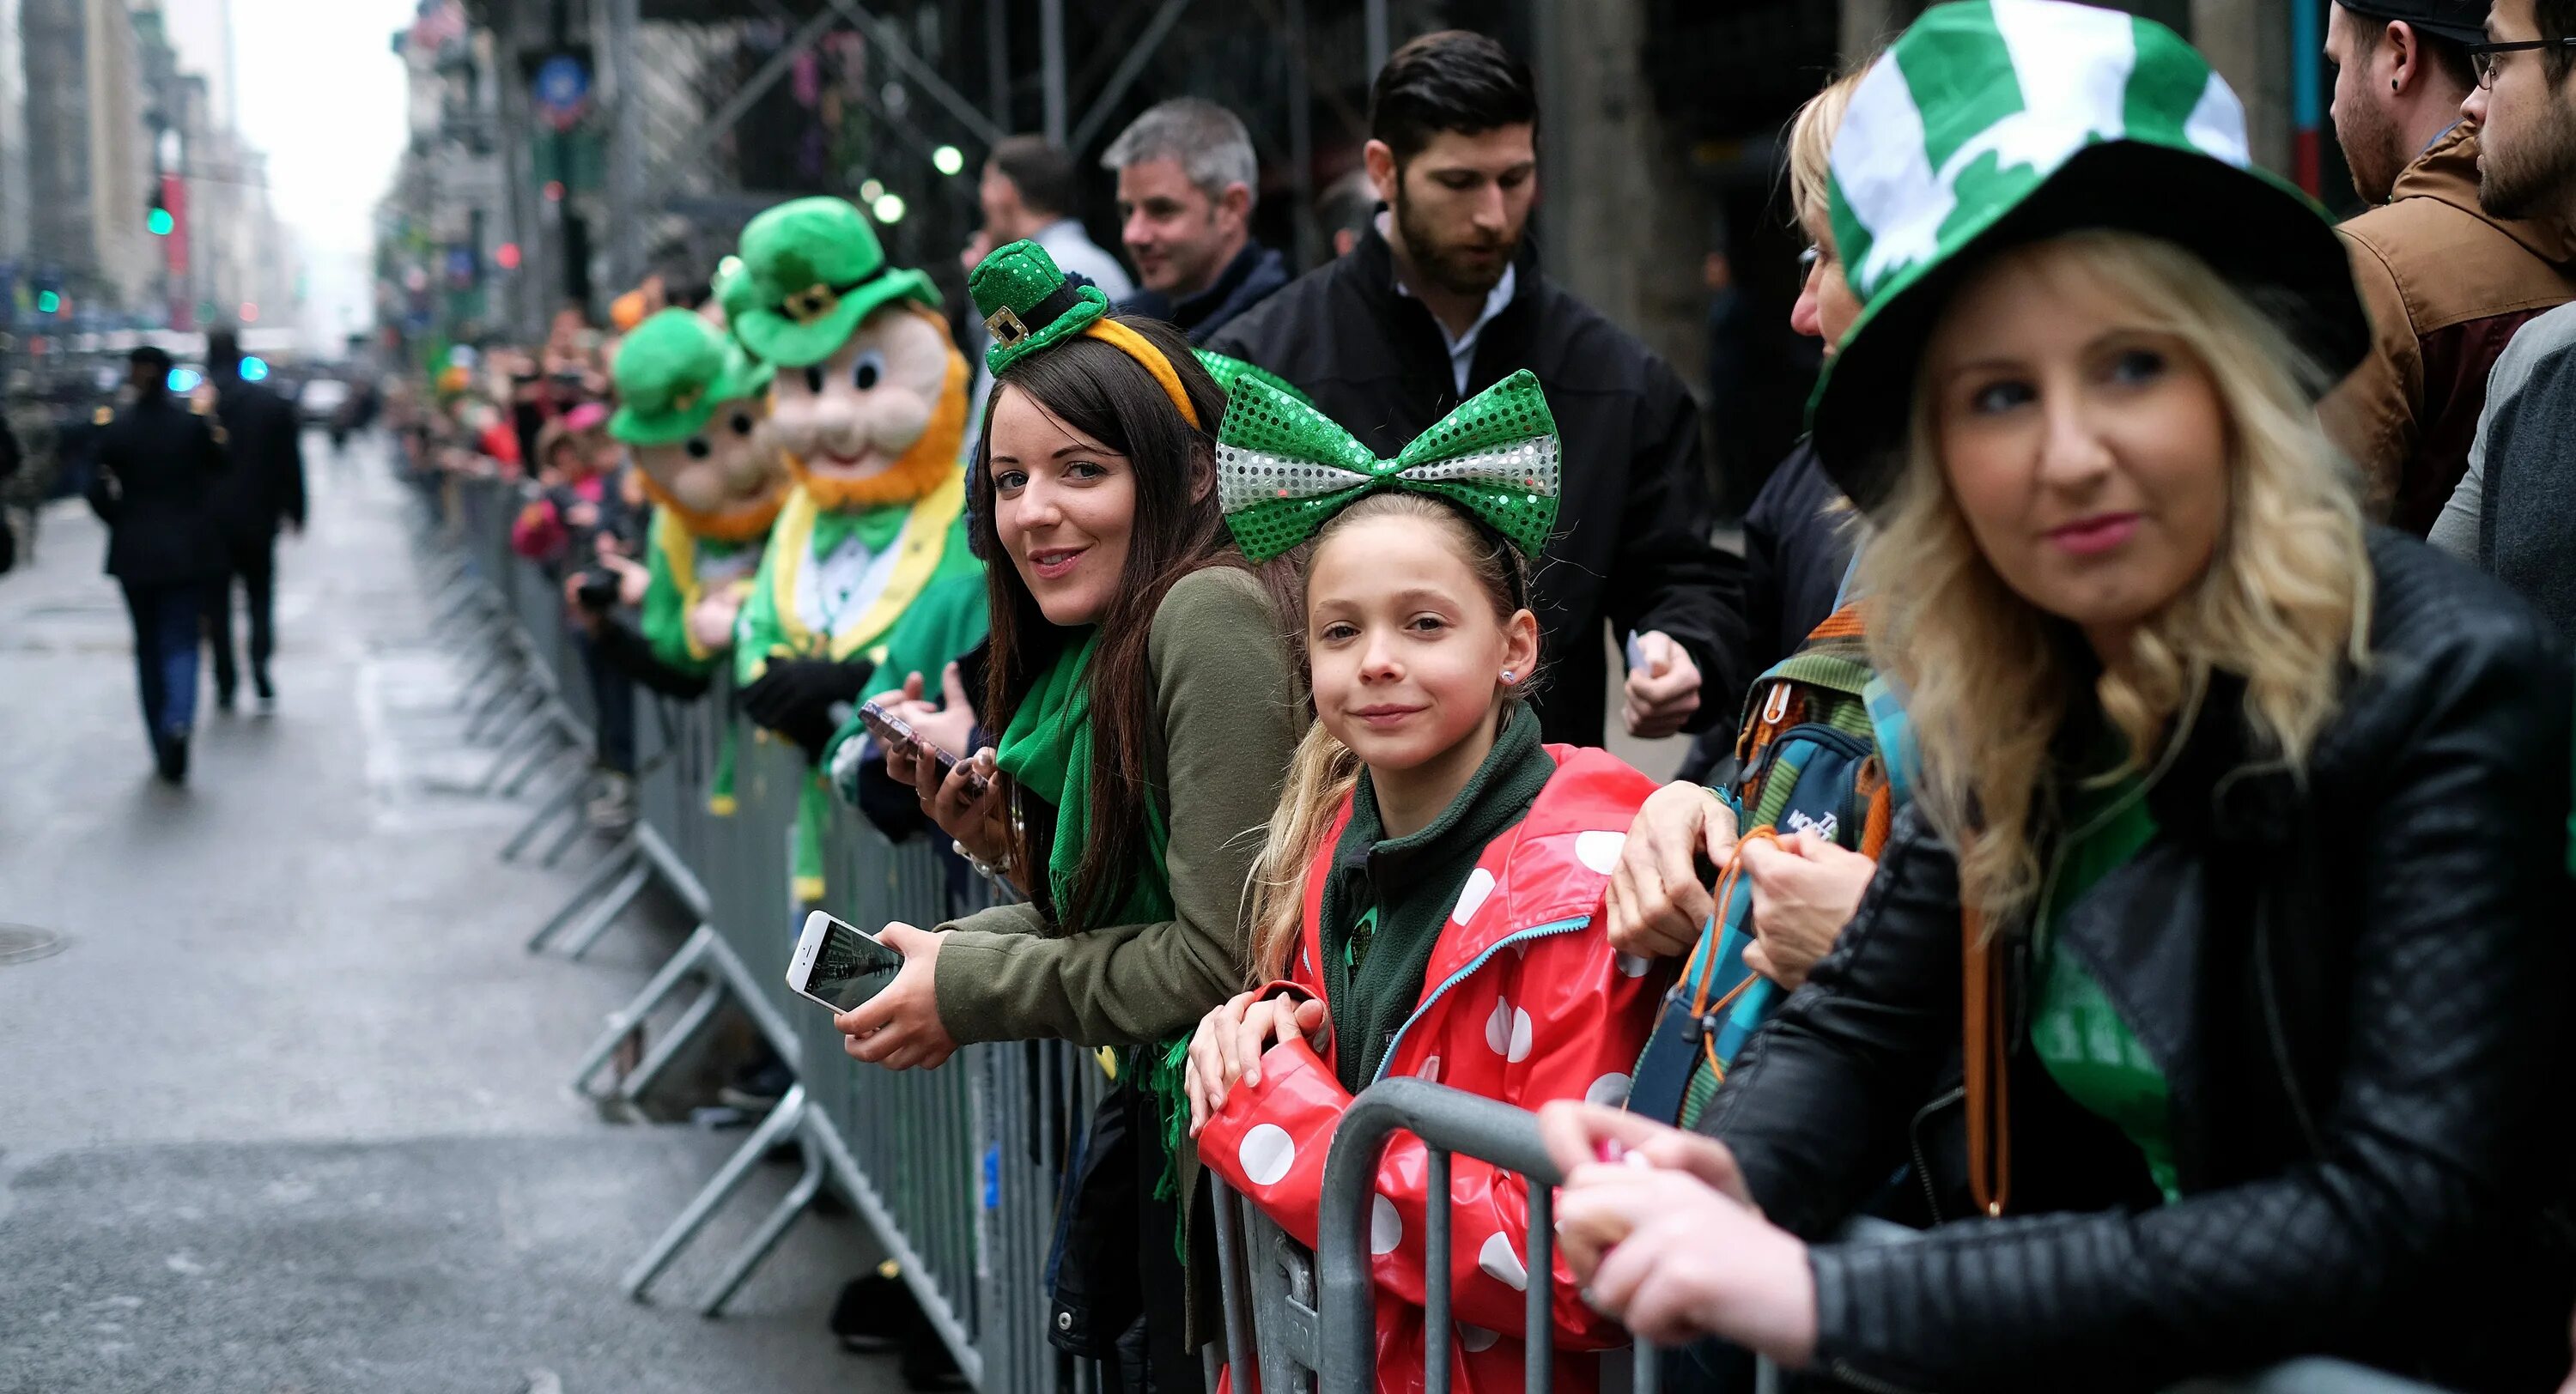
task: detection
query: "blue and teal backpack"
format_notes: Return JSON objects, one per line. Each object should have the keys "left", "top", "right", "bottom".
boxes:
{"left": 1625, "top": 599, "right": 1915, "bottom": 1128}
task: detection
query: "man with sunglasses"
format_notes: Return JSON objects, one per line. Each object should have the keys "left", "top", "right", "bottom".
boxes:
{"left": 2321, "top": 0, "right": 2576, "bottom": 535}
{"left": 2430, "top": 0, "right": 2576, "bottom": 638}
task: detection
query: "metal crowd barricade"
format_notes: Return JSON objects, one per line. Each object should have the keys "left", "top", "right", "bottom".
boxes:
{"left": 1260, "top": 1076, "right": 2449, "bottom": 1394}
{"left": 433, "top": 479, "right": 1109, "bottom": 1390}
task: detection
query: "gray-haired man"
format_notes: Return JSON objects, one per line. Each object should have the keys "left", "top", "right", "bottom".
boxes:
{"left": 1103, "top": 97, "right": 1291, "bottom": 341}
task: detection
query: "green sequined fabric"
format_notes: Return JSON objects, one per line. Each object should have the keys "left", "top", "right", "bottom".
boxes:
{"left": 968, "top": 239, "right": 1111, "bottom": 377}
{"left": 1215, "top": 367, "right": 1561, "bottom": 562}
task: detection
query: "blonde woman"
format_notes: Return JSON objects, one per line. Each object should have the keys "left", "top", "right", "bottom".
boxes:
{"left": 1546, "top": 4, "right": 2574, "bottom": 1391}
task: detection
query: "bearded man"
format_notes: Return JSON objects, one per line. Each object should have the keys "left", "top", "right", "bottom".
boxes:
{"left": 2432, "top": 0, "right": 2576, "bottom": 642}
{"left": 1207, "top": 30, "right": 1747, "bottom": 748}
{"left": 2319, "top": 0, "right": 2576, "bottom": 534}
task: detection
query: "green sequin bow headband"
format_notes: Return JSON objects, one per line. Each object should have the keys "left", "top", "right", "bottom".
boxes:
{"left": 1217, "top": 367, "right": 1559, "bottom": 564}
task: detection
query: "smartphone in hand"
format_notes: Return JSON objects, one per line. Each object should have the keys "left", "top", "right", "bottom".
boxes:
{"left": 786, "top": 910, "right": 905, "bottom": 1015}
{"left": 855, "top": 698, "right": 987, "bottom": 796}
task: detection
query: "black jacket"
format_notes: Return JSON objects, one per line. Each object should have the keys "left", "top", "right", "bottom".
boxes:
{"left": 1118, "top": 239, "right": 1291, "bottom": 344}
{"left": 1741, "top": 441, "right": 1854, "bottom": 671}
{"left": 1703, "top": 531, "right": 2576, "bottom": 1394}
{"left": 207, "top": 372, "right": 307, "bottom": 543}
{"left": 1207, "top": 227, "right": 1747, "bottom": 743}
{"left": 87, "top": 393, "right": 229, "bottom": 586}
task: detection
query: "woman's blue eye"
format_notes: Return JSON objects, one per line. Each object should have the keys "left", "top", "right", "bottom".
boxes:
{"left": 2109, "top": 348, "right": 2166, "bottom": 385}
{"left": 994, "top": 470, "right": 1028, "bottom": 491}
{"left": 1969, "top": 380, "right": 2034, "bottom": 415}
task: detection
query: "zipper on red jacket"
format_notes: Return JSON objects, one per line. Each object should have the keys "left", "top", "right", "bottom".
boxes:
{"left": 1370, "top": 914, "right": 1596, "bottom": 1086}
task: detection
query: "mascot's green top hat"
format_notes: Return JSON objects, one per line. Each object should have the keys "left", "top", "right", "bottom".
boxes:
{"left": 732, "top": 197, "right": 939, "bottom": 369}
{"left": 610, "top": 308, "right": 775, "bottom": 446}
{"left": 1810, "top": 0, "right": 2369, "bottom": 512}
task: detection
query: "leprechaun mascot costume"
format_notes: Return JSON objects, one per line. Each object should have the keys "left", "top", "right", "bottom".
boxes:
{"left": 598, "top": 308, "right": 785, "bottom": 695}
{"left": 729, "top": 196, "right": 986, "bottom": 900}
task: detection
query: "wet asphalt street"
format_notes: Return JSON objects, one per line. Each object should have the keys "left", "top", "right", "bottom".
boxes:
{"left": 0, "top": 435, "right": 899, "bottom": 1394}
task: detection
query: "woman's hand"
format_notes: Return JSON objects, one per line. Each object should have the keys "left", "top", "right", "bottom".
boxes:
{"left": 1739, "top": 833, "right": 1878, "bottom": 990}
{"left": 1537, "top": 1102, "right": 1756, "bottom": 1217}
{"left": 1555, "top": 1161, "right": 1817, "bottom": 1362}
{"left": 911, "top": 664, "right": 981, "bottom": 759}
{"left": 1606, "top": 781, "right": 1741, "bottom": 961}
{"left": 1184, "top": 991, "right": 1332, "bottom": 1134}
{"left": 835, "top": 924, "right": 957, "bottom": 1070}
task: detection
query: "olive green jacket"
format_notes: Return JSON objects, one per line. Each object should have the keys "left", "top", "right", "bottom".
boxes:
{"left": 931, "top": 565, "right": 1302, "bottom": 1046}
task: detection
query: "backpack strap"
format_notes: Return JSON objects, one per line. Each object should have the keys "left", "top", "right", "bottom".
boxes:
{"left": 1862, "top": 673, "right": 1916, "bottom": 810}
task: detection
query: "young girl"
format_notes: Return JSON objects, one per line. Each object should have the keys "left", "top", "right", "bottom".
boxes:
{"left": 1186, "top": 369, "right": 1667, "bottom": 1393}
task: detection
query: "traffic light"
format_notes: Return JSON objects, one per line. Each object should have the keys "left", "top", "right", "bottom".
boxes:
{"left": 147, "top": 188, "right": 173, "bottom": 237}
{"left": 35, "top": 290, "right": 58, "bottom": 315}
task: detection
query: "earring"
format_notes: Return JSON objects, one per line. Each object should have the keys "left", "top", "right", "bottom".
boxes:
{"left": 1501, "top": 670, "right": 1516, "bottom": 685}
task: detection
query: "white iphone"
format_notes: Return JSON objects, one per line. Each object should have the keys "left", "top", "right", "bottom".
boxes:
{"left": 785, "top": 909, "right": 906, "bottom": 1015}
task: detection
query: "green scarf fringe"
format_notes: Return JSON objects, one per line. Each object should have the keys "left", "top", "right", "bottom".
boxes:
{"left": 1131, "top": 1033, "right": 1195, "bottom": 1258}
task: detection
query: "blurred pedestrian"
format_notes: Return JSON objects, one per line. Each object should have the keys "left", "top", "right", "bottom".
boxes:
{"left": 1210, "top": 30, "right": 1747, "bottom": 744}
{"left": 2431, "top": 0, "right": 2576, "bottom": 635}
{"left": 961, "top": 136, "right": 1133, "bottom": 455}
{"left": 87, "top": 345, "right": 228, "bottom": 784}
{"left": 963, "top": 136, "right": 1133, "bottom": 299}
{"left": 1103, "top": 98, "right": 1290, "bottom": 341}
{"left": 203, "top": 327, "right": 307, "bottom": 714}
{"left": 2318, "top": 0, "right": 2576, "bottom": 532}
{"left": 1317, "top": 167, "right": 1378, "bottom": 259}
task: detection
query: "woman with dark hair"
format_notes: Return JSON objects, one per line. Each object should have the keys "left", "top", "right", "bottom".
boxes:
{"left": 835, "top": 240, "right": 1302, "bottom": 1390}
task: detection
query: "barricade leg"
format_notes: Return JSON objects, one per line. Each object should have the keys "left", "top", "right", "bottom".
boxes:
{"left": 474, "top": 706, "right": 561, "bottom": 793}
{"left": 568, "top": 923, "right": 716, "bottom": 1097}
{"left": 465, "top": 679, "right": 540, "bottom": 746}
{"left": 500, "top": 733, "right": 578, "bottom": 798}
{"left": 622, "top": 1083, "right": 808, "bottom": 1301}
{"left": 616, "top": 976, "right": 726, "bottom": 1104}
{"left": 694, "top": 1117, "right": 830, "bottom": 1317}
{"left": 526, "top": 833, "right": 641, "bottom": 954}
{"left": 492, "top": 728, "right": 568, "bottom": 799}
{"left": 453, "top": 643, "right": 515, "bottom": 710}
{"left": 498, "top": 760, "right": 589, "bottom": 862}
{"left": 557, "top": 856, "right": 655, "bottom": 961}
{"left": 537, "top": 800, "right": 597, "bottom": 869}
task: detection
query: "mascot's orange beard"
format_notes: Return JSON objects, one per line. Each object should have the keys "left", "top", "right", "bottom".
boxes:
{"left": 784, "top": 312, "right": 971, "bottom": 512}
{"left": 635, "top": 470, "right": 787, "bottom": 543}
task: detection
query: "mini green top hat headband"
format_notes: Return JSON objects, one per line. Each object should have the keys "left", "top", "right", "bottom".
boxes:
{"left": 969, "top": 239, "right": 1200, "bottom": 428}
{"left": 1216, "top": 368, "right": 1559, "bottom": 564}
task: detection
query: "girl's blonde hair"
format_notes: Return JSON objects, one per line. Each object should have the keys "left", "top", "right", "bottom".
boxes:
{"left": 1242, "top": 494, "right": 1533, "bottom": 984}
{"left": 1858, "top": 228, "right": 2372, "bottom": 929}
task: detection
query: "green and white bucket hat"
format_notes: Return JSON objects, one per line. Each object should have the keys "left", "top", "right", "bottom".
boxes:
{"left": 1811, "top": 0, "right": 2370, "bottom": 512}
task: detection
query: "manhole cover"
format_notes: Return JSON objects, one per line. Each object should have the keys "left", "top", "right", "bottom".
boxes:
{"left": 0, "top": 924, "right": 66, "bottom": 966}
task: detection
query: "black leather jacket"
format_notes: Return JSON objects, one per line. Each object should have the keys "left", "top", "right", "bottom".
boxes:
{"left": 1702, "top": 531, "right": 2576, "bottom": 1393}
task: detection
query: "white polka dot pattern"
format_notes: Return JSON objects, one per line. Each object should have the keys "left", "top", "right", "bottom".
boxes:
{"left": 1371, "top": 1194, "right": 1401, "bottom": 1255}
{"left": 1573, "top": 830, "right": 1627, "bottom": 874}
{"left": 1240, "top": 1123, "right": 1297, "bottom": 1187}
{"left": 1483, "top": 999, "right": 1534, "bottom": 1062}
{"left": 1585, "top": 1071, "right": 1631, "bottom": 1107}
{"left": 1478, "top": 1233, "right": 1528, "bottom": 1291}
{"left": 1451, "top": 867, "right": 1497, "bottom": 925}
